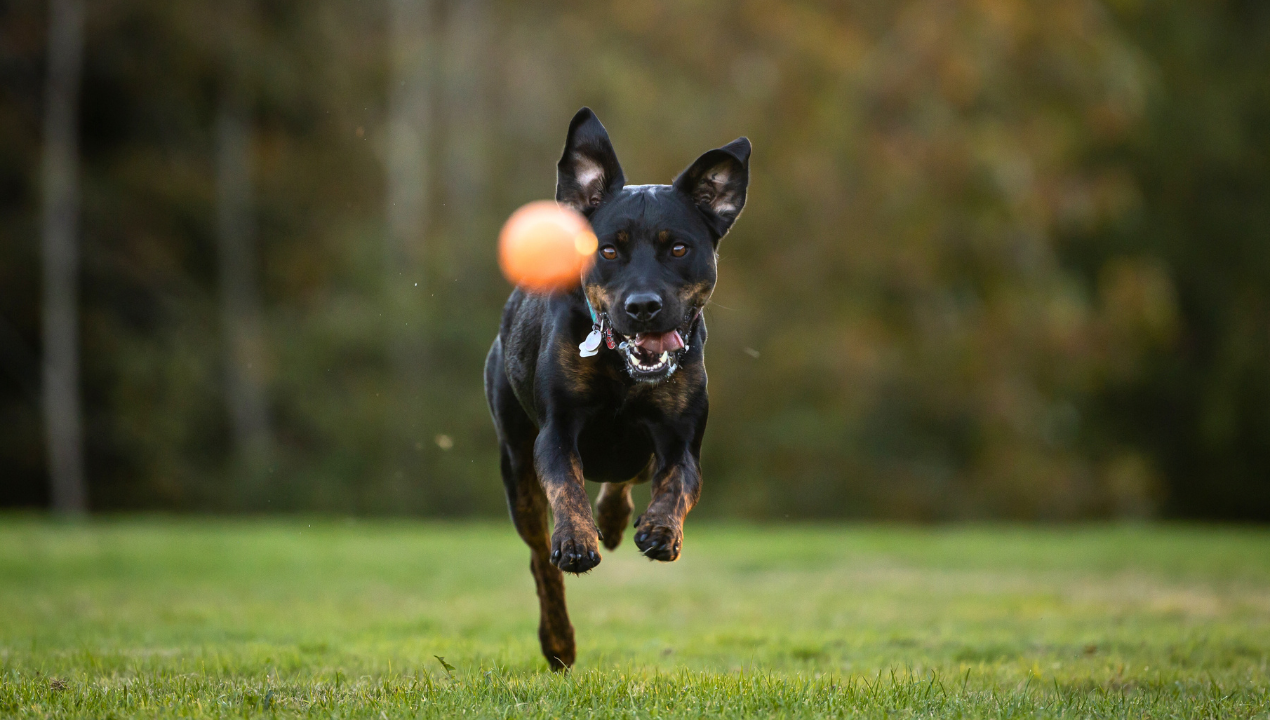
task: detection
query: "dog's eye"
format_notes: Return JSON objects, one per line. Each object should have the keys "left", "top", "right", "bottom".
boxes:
{"left": 671, "top": 243, "right": 688, "bottom": 258}
{"left": 600, "top": 246, "right": 618, "bottom": 260}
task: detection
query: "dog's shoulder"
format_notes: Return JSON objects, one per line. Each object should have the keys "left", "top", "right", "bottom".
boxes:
{"left": 497, "top": 289, "right": 543, "bottom": 396}
{"left": 498, "top": 289, "right": 599, "bottom": 408}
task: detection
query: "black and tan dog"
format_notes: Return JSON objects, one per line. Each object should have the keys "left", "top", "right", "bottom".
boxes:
{"left": 484, "top": 108, "right": 750, "bottom": 669}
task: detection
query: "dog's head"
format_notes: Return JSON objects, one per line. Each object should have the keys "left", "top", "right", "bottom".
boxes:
{"left": 557, "top": 108, "right": 750, "bottom": 383}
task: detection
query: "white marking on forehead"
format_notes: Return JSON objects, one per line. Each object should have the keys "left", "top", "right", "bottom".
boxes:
{"left": 607, "top": 186, "right": 660, "bottom": 221}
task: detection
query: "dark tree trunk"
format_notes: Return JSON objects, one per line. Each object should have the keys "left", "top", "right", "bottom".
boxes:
{"left": 443, "top": 0, "right": 489, "bottom": 234}
{"left": 384, "top": 0, "right": 432, "bottom": 503}
{"left": 215, "top": 96, "right": 273, "bottom": 494}
{"left": 41, "top": 0, "right": 87, "bottom": 516}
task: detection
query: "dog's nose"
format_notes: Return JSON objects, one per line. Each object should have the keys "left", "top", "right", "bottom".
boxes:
{"left": 624, "top": 292, "right": 663, "bottom": 322}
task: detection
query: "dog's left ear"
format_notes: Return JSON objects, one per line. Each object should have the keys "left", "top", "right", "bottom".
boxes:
{"left": 673, "top": 137, "right": 751, "bottom": 240}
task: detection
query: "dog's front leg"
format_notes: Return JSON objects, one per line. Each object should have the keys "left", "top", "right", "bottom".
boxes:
{"left": 634, "top": 434, "right": 702, "bottom": 562}
{"left": 534, "top": 417, "right": 602, "bottom": 574}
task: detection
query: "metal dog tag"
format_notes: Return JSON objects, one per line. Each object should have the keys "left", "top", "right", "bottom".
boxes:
{"left": 579, "top": 328, "right": 602, "bottom": 357}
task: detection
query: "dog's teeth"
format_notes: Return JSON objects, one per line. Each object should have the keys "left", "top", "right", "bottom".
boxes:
{"left": 660, "top": 352, "right": 668, "bottom": 363}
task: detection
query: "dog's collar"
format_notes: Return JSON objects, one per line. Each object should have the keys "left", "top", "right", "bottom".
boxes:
{"left": 585, "top": 295, "right": 599, "bottom": 325}
{"left": 579, "top": 296, "right": 616, "bottom": 357}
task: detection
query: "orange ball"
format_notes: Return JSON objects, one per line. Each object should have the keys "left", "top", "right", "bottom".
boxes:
{"left": 498, "top": 201, "right": 597, "bottom": 293}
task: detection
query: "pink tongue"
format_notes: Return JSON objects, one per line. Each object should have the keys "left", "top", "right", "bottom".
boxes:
{"left": 634, "top": 330, "right": 684, "bottom": 355}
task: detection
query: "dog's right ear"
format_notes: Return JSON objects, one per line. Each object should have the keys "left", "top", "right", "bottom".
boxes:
{"left": 556, "top": 108, "right": 625, "bottom": 215}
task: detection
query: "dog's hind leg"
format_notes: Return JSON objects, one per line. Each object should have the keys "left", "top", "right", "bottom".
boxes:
{"left": 595, "top": 481, "right": 633, "bottom": 550}
{"left": 595, "top": 459, "right": 649, "bottom": 550}
{"left": 488, "top": 339, "right": 575, "bottom": 670}
{"left": 501, "top": 440, "right": 576, "bottom": 669}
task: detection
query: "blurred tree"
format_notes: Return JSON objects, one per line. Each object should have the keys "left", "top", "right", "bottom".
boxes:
{"left": 1066, "top": 0, "right": 1270, "bottom": 520}
{"left": 215, "top": 96, "right": 273, "bottom": 491}
{"left": 40, "top": 0, "right": 87, "bottom": 515}
{"left": 214, "top": 0, "right": 274, "bottom": 500}
{"left": 0, "top": 0, "right": 1265, "bottom": 521}
{"left": 442, "top": 0, "right": 489, "bottom": 232}
{"left": 0, "top": 1, "right": 50, "bottom": 508}
{"left": 384, "top": 0, "right": 434, "bottom": 504}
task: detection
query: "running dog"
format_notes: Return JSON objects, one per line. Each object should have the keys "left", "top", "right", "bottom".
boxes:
{"left": 484, "top": 107, "right": 750, "bottom": 669}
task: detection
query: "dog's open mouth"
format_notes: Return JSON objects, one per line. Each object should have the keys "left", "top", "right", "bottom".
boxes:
{"left": 617, "top": 329, "right": 685, "bottom": 381}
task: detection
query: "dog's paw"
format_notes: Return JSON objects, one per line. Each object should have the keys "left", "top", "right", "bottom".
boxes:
{"left": 550, "top": 523, "right": 602, "bottom": 574}
{"left": 633, "top": 515, "right": 683, "bottom": 562}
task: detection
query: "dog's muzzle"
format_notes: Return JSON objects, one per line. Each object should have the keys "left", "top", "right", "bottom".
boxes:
{"left": 580, "top": 301, "right": 699, "bottom": 383}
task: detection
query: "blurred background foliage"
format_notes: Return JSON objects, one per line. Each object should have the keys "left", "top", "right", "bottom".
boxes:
{"left": 1, "top": 0, "right": 1267, "bottom": 520}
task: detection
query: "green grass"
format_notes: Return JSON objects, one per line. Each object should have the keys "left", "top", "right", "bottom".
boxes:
{"left": 1, "top": 518, "right": 1268, "bottom": 718}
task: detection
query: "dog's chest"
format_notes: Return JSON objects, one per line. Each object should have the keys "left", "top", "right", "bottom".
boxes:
{"left": 575, "top": 407, "right": 655, "bottom": 482}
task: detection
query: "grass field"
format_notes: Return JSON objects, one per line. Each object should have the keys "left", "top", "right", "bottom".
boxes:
{"left": 1, "top": 518, "right": 1268, "bottom": 718}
